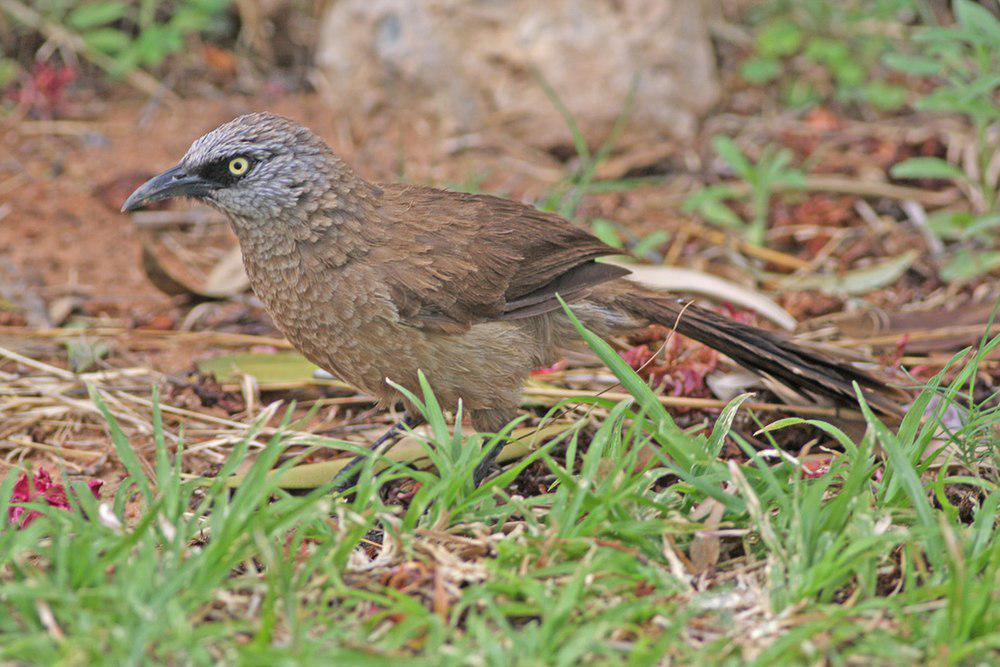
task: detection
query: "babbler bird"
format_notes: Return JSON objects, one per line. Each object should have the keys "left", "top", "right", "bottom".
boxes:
{"left": 123, "top": 113, "right": 897, "bottom": 484}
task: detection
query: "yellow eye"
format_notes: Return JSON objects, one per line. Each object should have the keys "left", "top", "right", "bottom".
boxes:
{"left": 228, "top": 157, "right": 250, "bottom": 176}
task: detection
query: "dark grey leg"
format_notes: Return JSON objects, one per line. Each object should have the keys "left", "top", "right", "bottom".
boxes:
{"left": 469, "top": 407, "right": 516, "bottom": 488}
{"left": 472, "top": 439, "right": 505, "bottom": 487}
{"left": 332, "top": 414, "right": 423, "bottom": 493}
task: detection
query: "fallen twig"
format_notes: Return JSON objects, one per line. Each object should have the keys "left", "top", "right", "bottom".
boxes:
{"left": 522, "top": 385, "right": 869, "bottom": 420}
{"left": 0, "top": 326, "right": 293, "bottom": 349}
{"left": 673, "top": 221, "right": 810, "bottom": 271}
{"left": 832, "top": 324, "right": 1000, "bottom": 349}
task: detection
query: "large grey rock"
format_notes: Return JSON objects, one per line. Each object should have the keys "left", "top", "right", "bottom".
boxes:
{"left": 315, "top": 0, "right": 719, "bottom": 148}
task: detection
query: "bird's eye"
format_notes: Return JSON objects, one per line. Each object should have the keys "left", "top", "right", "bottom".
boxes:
{"left": 228, "top": 157, "right": 250, "bottom": 176}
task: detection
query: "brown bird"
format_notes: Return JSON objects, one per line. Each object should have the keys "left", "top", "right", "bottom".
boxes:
{"left": 123, "top": 112, "right": 898, "bottom": 484}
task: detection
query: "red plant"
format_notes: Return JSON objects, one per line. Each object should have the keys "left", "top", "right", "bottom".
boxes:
{"left": 800, "top": 456, "right": 832, "bottom": 479}
{"left": 8, "top": 62, "right": 78, "bottom": 119}
{"left": 7, "top": 467, "right": 102, "bottom": 527}
{"left": 621, "top": 331, "right": 720, "bottom": 398}
{"left": 530, "top": 359, "right": 569, "bottom": 376}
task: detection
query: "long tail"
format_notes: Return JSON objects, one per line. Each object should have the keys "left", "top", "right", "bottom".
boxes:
{"left": 592, "top": 285, "right": 905, "bottom": 416}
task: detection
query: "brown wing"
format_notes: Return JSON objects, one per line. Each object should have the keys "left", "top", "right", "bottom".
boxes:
{"left": 375, "top": 184, "right": 629, "bottom": 333}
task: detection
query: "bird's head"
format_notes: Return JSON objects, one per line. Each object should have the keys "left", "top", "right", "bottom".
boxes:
{"left": 122, "top": 112, "right": 338, "bottom": 222}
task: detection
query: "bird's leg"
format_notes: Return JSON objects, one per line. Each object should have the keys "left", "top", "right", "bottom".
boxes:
{"left": 332, "top": 413, "right": 423, "bottom": 493}
{"left": 472, "top": 440, "right": 504, "bottom": 487}
{"left": 469, "top": 407, "right": 516, "bottom": 488}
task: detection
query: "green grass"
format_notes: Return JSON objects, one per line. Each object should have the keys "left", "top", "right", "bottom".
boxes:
{"left": 1, "top": 318, "right": 998, "bottom": 665}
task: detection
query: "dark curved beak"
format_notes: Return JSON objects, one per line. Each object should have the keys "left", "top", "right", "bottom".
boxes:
{"left": 121, "top": 164, "right": 214, "bottom": 213}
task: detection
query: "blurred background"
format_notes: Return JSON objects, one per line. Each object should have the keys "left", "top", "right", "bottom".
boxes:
{"left": 0, "top": 0, "right": 998, "bottom": 460}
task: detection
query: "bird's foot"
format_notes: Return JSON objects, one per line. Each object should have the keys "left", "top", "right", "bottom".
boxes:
{"left": 331, "top": 414, "right": 421, "bottom": 495}
{"left": 472, "top": 441, "right": 505, "bottom": 488}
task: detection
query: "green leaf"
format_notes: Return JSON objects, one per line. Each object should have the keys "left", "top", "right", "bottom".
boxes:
{"left": 65, "top": 337, "right": 110, "bottom": 373}
{"left": 954, "top": 0, "right": 1000, "bottom": 40}
{"left": 681, "top": 184, "right": 740, "bottom": 212}
{"left": 854, "top": 388, "right": 938, "bottom": 533}
{"left": 83, "top": 27, "right": 132, "bottom": 55}
{"left": 589, "top": 219, "right": 623, "bottom": 249}
{"left": 831, "top": 59, "right": 865, "bottom": 88}
{"left": 712, "top": 136, "right": 753, "bottom": 180}
{"left": 555, "top": 296, "right": 696, "bottom": 470}
{"left": 706, "top": 394, "right": 752, "bottom": 458}
{"left": 108, "top": 46, "right": 140, "bottom": 77}
{"left": 741, "top": 56, "right": 781, "bottom": 84}
{"left": 415, "top": 370, "right": 449, "bottom": 445}
{"left": 189, "top": 0, "right": 230, "bottom": 12}
{"left": 914, "top": 26, "right": 979, "bottom": 46}
{"left": 67, "top": 1, "right": 128, "bottom": 29}
{"left": 883, "top": 53, "right": 943, "bottom": 77}
{"left": 631, "top": 230, "right": 670, "bottom": 257}
{"left": 88, "top": 385, "right": 153, "bottom": 503}
{"left": 776, "top": 250, "right": 919, "bottom": 295}
{"left": 961, "top": 214, "right": 1000, "bottom": 240}
{"left": 918, "top": 87, "right": 1000, "bottom": 120}
{"left": 775, "top": 168, "right": 807, "bottom": 189}
{"left": 170, "top": 7, "right": 213, "bottom": 33}
{"left": 928, "top": 211, "right": 1000, "bottom": 241}
{"left": 756, "top": 19, "right": 803, "bottom": 58}
{"left": 198, "top": 352, "right": 324, "bottom": 387}
{"left": 940, "top": 250, "right": 1000, "bottom": 283}
{"left": 134, "top": 24, "right": 175, "bottom": 67}
{"left": 860, "top": 81, "right": 908, "bottom": 110}
{"left": 697, "top": 199, "right": 745, "bottom": 230}
{"left": 783, "top": 79, "right": 821, "bottom": 108}
{"left": 927, "top": 210, "right": 975, "bottom": 239}
{"left": 0, "top": 469, "right": 22, "bottom": 533}
{"left": 0, "top": 58, "right": 20, "bottom": 88}
{"left": 890, "top": 157, "right": 966, "bottom": 182}
{"left": 803, "top": 37, "right": 850, "bottom": 66}
{"left": 682, "top": 183, "right": 746, "bottom": 229}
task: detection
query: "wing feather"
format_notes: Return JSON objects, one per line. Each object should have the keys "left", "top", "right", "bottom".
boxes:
{"left": 377, "top": 185, "right": 628, "bottom": 332}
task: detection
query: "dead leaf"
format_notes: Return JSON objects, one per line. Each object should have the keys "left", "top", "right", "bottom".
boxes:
{"left": 202, "top": 44, "right": 237, "bottom": 75}
{"left": 139, "top": 235, "right": 248, "bottom": 299}
{"left": 705, "top": 369, "right": 763, "bottom": 402}
{"left": 689, "top": 497, "right": 725, "bottom": 575}
{"left": 774, "top": 250, "right": 918, "bottom": 296}
{"left": 611, "top": 261, "right": 797, "bottom": 330}
{"left": 200, "top": 247, "right": 250, "bottom": 296}
{"left": 198, "top": 351, "right": 323, "bottom": 388}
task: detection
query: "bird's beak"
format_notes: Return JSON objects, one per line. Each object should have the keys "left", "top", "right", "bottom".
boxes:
{"left": 121, "top": 164, "right": 214, "bottom": 213}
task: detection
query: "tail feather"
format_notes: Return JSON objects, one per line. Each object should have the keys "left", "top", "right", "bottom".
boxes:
{"left": 605, "top": 288, "right": 905, "bottom": 417}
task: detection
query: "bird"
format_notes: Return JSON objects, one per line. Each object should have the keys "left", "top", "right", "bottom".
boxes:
{"left": 123, "top": 112, "right": 900, "bottom": 485}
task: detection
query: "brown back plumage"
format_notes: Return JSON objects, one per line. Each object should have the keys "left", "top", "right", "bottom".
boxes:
{"left": 376, "top": 185, "right": 630, "bottom": 332}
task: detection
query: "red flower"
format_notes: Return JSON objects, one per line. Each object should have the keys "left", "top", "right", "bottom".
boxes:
{"left": 7, "top": 468, "right": 103, "bottom": 527}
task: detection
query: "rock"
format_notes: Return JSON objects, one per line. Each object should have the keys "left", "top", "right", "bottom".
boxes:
{"left": 315, "top": 0, "right": 719, "bottom": 149}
